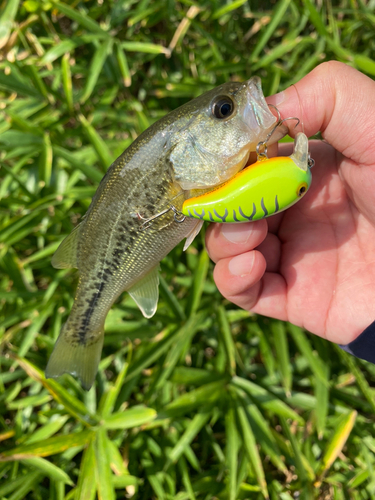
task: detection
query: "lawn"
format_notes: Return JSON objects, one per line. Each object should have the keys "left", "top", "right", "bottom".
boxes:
{"left": 1, "top": 0, "right": 375, "bottom": 498}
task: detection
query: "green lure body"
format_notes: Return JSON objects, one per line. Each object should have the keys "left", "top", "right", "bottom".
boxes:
{"left": 182, "top": 132, "right": 312, "bottom": 223}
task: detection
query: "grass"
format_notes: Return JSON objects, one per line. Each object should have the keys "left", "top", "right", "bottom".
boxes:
{"left": 1, "top": 0, "right": 375, "bottom": 498}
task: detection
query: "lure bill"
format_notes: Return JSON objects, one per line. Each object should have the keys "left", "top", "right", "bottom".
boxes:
{"left": 182, "top": 132, "right": 312, "bottom": 223}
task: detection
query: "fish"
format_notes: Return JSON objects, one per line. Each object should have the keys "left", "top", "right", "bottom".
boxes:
{"left": 45, "top": 76, "right": 286, "bottom": 390}
{"left": 181, "top": 132, "right": 312, "bottom": 223}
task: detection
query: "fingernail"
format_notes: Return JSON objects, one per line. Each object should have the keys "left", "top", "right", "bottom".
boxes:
{"left": 228, "top": 252, "right": 255, "bottom": 276}
{"left": 273, "top": 91, "right": 286, "bottom": 106}
{"left": 221, "top": 223, "right": 253, "bottom": 244}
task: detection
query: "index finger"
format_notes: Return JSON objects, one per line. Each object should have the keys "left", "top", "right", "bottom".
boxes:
{"left": 266, "top": 61, "right": 375, "bottom": 167}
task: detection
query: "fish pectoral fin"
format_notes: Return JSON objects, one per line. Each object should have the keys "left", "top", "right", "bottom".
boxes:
{"left": 45, "top": 322, "right": 104, "bottom": 391}
{"left": 183, "top": 219, "right": 204, "bottom": 251}
{"left": 128, "top": 266, "right": 159, "bottom": 319}
{"left": 52, "top": 222, "right": 82, "bottom": 269}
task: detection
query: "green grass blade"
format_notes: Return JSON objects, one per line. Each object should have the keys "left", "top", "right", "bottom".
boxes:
{"left": 301, "top": 0, "right": 329, "bottom": 37}
{"left": 39, "top": 132, "right": 53, "bottom": 187}
{"left": 287, "top": 323, "right": 327, "bottom": 383}
{"left": 236, "top": 404, "right": 268, "bottom": 499}
{"left": 0, "top": 0, "right": 20, "bottom": 48}
{"left": 115, "top": 42, "right": 131, "bottom": 87}
{"left": 94, "top": 428, "right": 115, "bottom": 500}
{"left": 152, "top": 312, "right": 205, "bottom": 391}
{"left": 250, "top": 0, "right": 292, "bottom": 61}
{"left": 80, "top": 38, "right": 113, "bottom": 104}
{"left": 75, "top": 440, "right": 96, "bottom": 500}
{"left": 317, "top": 411, "right": 357, "bottom": 480}
{"left": 169, "top": 410, "right": 211, "bottom": 463}
{"left": 51, "top": 2, "right": 108, "bottom": 36}
{"left": 271, "top": 321, "right": 292, "bottom": 395}
{"left": 159, "top": 274, "right": 186, "bottom": 321}
{"left": 217, "top": 306, "right": 236, "bottom": 376}
{"left": 4, "top": 471, "right": 43, "bottom": 500}
{"left": 231, "top": 377, "right": 304, "bottom": 424}
{"left": 225, "top": 405, "right": 239, "bottom": 500}
{"left": 335, "top": 344, "right": 375, "bottom": 414}
{"left": 279, "top": 417, "right": 313, "bottom": 483}
{"left": 186, "top": 249, "right": 209, "bottom": 316}
{"left": 0, "top": 430, "right": 94, "bottom": 461}
{"left": 21, "top": 456, "right": 73, "bottom": 485}
{"left": 121, "top": 41, "right": 171, "bottom": 56}
{"left": 25, "top": 416, "right": 69, "bottom": 444}
{"left": 52, "top": 145, "right": 104, "bottom": 182}
{"left": 13, "top": 356, "right": 99, "bottom": 425}
{"left": 61, "top": 53, "right": 74, "bottom": 113}
{"left": 315, "top": 370, "right": 329, "bottom": 440}
{"left": 162, "top": 380, "right": 227, "bottom": 418}
{"left": 212, "top": 0, "right": 248, "bottom": 19}
{"left": 177, "top": 455, "right": 196, "bottom": 500}
{"left": 103, "top": 406, "right": 157, "bottom": 430}
{"left": 98, "top": 359, "right": 130, "bottom": 417}
{"left": 78, "top": 113, "right": 113, "bottom": 169}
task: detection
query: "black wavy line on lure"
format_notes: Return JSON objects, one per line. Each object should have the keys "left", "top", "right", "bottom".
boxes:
{"left": 238, "top": 203, "right": 256, "bottom": 221}
{"left": 213, "top": 208, "right": 228, "bottom": 222}
{"left": 233, "top": 209, "right": 240, "bottom": 222}
{"left": 261, "top": 197, "right": 268, "bottom": 217}
{"left": 275, "top": 195, "right": 279, "bottom": 213}
{"left": 193, "top": 208, "right": 205, "bottom": 219}
{"left": 208, "top": 211, "right": 215, "bottom": 222}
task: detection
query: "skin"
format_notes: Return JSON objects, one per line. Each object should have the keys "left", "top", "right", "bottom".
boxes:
{"left": 205, "top": 61, "right": 375, "bottom": 345}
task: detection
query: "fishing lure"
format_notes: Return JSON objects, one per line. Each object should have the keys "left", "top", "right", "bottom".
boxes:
{"left": 181, "top": 131, "right": 313, "bottom": 223}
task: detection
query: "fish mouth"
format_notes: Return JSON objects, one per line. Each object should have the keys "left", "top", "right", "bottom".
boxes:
{"left": 243, "top": 76, "right": 277, "bottom": 134}
{"left": 243, "top": 77, "right": 288, "bottom": 146}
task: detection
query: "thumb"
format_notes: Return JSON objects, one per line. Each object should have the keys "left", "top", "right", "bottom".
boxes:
{"left": 267, "top": 61, "right": 375, "bottom": 167}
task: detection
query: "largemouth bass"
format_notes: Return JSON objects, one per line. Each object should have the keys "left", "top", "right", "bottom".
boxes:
{"left": 46, "top": 77, "right": 285, "bottom": 389}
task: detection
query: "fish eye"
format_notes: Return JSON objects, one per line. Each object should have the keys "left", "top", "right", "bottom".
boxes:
{"left": 297, "top": 182, "right": 308, "bottom": 197}
{"left": 212, "top": 96, "right": 235, "bottom": 119}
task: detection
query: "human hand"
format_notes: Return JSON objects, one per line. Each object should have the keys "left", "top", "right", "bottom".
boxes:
{"left": 205, "top": 61, "right": 375, "bottom": 345}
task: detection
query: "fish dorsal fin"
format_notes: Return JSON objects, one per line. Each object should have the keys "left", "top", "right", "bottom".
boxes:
{"left": 128, "top": 266, "right": 159, "bottom": 318}
{"left": 51, "top": 222, "right": 82, "bottom": 269}
{"left": 183, "top": 220, "right": 204, "bottom": 251}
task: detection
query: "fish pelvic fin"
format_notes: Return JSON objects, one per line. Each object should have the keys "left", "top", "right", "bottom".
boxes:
{"left": 45, "top": 323, "right": 104, "bottom": 390}
{"left": 183, "top": 219, "right": 204, "bottom": 251}
{"left": 128, "top": 266, "right": 159, "bottom": 318}
{"left": 52, "top": 222, "right": 82, "bottom": 269}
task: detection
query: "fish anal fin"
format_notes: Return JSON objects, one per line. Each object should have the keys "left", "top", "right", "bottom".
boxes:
{"left": 183, "top": 220, "right": 204, "bottom": 251}
{"left": 128, "top": 266, "right": 159, "bottom": 318}
{"left": 52, "top": 222, "right": 82, "bottom": 269}
{"left": 45, "top": 323, "right": 104, "bottom": 391}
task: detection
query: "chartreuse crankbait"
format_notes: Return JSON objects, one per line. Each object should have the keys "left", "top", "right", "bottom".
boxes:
{"left": 181, "top": 132, "right": 313, "bottom": 223}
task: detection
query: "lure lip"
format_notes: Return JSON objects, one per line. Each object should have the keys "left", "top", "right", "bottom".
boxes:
{"left": 290, "top": 132, "right": 309, "bottom": 171}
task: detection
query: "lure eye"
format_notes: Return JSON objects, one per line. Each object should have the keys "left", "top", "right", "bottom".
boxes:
{"left": 297, "top": 182, "right": 308, "bottom": 197}
{"left": 212, "top": 96, "right": 235, "bottom": 119}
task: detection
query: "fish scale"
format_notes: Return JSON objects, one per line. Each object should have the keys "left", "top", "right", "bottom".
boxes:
{"left": 45, "top": 77, "right": 284, "bottom": 389}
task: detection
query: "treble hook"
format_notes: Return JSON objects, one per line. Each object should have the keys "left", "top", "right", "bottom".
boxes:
{"left": 256, "top": 114, "right": 301, "bottom": 161}
{"left": 140, "top": 205, "right": 186, "bottom": 230}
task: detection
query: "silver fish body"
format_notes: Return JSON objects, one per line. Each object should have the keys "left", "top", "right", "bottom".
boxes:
{"left": 45, "top": 77, "right": 284, "bottom": 389}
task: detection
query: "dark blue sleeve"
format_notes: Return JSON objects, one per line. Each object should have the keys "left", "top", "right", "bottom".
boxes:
{"left": 340, "top": 321, "right": 375, "bottom": 364}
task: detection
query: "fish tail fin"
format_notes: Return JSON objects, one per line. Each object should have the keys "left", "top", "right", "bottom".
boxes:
{"left": 45, "top": 323, "right": 104, "bottom": 391}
